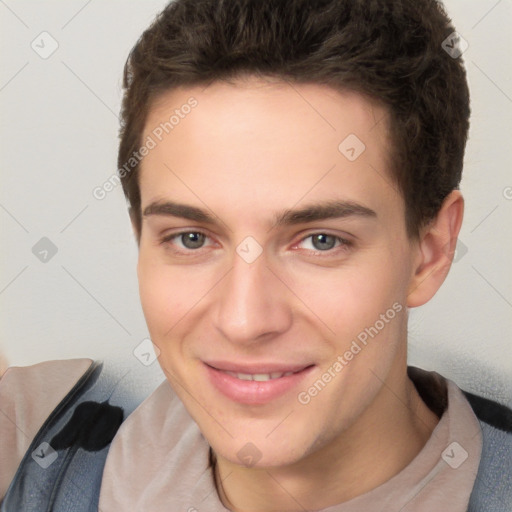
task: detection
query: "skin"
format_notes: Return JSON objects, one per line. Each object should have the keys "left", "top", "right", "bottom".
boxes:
{"left": 135, "top": 77, "right": 463, "bottom": 511}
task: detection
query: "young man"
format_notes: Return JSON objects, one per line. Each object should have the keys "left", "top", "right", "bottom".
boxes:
{"left": 1, "top": 0, "right": 511, "bottom": 510}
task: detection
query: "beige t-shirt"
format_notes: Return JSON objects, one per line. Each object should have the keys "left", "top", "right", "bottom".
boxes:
{"left": 100, "top": 369, "right": 482, "bottom": 511}
{"left": 0, "top": 360, "right": 482, "bottom": 511}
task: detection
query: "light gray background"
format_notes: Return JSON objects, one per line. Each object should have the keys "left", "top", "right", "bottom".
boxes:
{"left": 1, "top": 1, "right": 511, "bottom": 403}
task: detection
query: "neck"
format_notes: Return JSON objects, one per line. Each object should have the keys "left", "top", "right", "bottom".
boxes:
{"left": 213, "top": 362, "right": 439, "bottom": 511}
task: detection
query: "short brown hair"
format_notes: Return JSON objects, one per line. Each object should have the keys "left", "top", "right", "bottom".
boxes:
{"left": 118, "top": 0, "right": 470, "bottom": 238}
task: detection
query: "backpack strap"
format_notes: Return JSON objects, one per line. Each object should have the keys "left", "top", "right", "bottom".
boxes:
{"left": 1, "top": 359, "right": 155, "bottom": 511}
{"left": 464, "top": 392, "right": 512, "bottom": 511}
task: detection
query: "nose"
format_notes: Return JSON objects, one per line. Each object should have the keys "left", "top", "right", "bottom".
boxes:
{"left": 212, "top": 250, "right": 293, "bottom": 345}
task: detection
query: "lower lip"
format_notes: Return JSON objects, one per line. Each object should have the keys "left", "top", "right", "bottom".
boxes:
{"left": 204, "top": 363, "right": 314, "bottom": 405}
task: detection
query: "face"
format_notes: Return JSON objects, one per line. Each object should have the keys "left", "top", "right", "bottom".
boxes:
{"left": 136, "top": 78, "right": 418, "bottom": 468}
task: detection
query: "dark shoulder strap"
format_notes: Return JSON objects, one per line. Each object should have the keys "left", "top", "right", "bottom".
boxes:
{"left": 463, "top": 390, "right": 512, "bottom": 433}
{"left": 1, "top": 360, "right": 146, "bottom": 512}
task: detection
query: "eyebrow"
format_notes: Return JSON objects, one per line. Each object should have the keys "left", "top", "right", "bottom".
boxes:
{"left": 272, "top": 200, "right": 377, "bottom": 227}
{"left": 143, "top": 201, "right": 216, "bottom": 223}
{"left": 142, "top": 199, "right": 377, "bottom": 227}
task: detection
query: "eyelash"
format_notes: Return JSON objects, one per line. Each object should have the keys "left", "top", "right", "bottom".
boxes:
{"left": 159, "top": 230, "right": 353, "bottom": 257}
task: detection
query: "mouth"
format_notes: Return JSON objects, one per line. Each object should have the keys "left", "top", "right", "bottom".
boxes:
{"left": 203, "top": 361, "right": 315, "bottom": 405}
{"left": 219, "top": 369, "right": 298, "bottom": 381}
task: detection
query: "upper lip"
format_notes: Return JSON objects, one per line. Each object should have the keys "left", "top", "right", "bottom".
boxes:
{"left": 204, "top": 361, "right": 314, "bottom": 374}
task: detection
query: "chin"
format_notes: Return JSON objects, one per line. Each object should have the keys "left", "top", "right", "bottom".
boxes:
{"left": 210, "top": 433, "right": 309, "bottom": 470}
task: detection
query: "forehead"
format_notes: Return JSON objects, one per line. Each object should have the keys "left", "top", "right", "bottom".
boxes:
{"left": 138, "top": 78, "right": 397, "bottom": 222}
{"left": 144, "top": 78, "right": 389, "bottom": 153}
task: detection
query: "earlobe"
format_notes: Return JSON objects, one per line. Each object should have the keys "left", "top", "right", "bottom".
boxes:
{"left": 407, "top": 191, "right": 464, "bottom": 308}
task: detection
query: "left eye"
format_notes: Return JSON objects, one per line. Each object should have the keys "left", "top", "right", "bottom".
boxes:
{"left": 297, "top": 234, "right": 346, "bottom": 252}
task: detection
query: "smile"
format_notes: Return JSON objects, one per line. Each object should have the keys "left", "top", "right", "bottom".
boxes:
{"left": 204, "top": 362, "right": 315, "bottom": 405}
{"left": 222, "top": 370, "right": 296, "bottom": 381}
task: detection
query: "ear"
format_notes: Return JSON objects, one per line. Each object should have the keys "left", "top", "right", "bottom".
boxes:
{"left": 407, "top": 190, "right": 464, "bottom": 308}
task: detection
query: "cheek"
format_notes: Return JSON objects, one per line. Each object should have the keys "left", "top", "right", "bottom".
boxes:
{"left": 137, "top": 252, "right": 215, "bottom": 342}
{"left": 137, "top": 263, "right": 197, "bottom": 379}
{"left": 288, "top": 250, "right": 408, "bottom": 340}
{"left": 137, "top": 257, "right": 186, "bottom": 339}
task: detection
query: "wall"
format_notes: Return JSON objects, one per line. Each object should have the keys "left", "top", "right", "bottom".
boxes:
{"left": 1, "top": 0, "right": 511, "bottom": 403}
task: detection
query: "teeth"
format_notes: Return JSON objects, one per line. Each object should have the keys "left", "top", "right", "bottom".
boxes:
{"left": 223, "top": 370, "right": 295, "bottom": 381}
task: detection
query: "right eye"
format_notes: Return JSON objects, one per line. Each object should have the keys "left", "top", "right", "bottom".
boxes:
{"left": 160, "top": 231, "right": 214, "bottom": 252}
